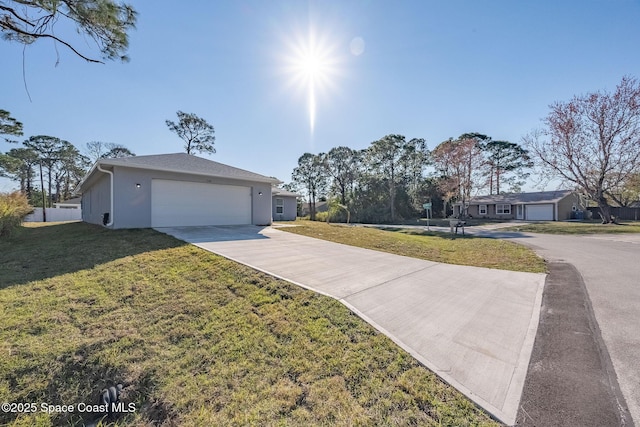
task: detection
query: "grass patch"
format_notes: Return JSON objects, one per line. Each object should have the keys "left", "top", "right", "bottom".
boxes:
{"left": 501, "top": 220, "right": 640, "bottom": 234}
{"left": 1, "top": 222, "right": 499, "bottom": 426}
{"left": 278, "top": 220, "right": 546, "bottom": 273}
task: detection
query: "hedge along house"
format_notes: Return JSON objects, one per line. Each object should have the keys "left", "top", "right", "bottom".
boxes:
{"left": 271, "top": 187, "right": 300, "bottom": 221}
{"left": 75, "top": 153, "right": 280, "bottom": 229}
{"left": 453, "top": 190, "right": 585, "bottom": 221}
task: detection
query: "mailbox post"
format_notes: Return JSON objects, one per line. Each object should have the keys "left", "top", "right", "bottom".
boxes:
{"left": 449, "top": 218, "right": 465, "bottom": 236}
{"left": 422, "top": 202, "right": 432, "bottom": 231}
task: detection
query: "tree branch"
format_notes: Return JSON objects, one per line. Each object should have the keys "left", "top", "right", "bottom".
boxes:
{"left": 0, "top": 4, "right": 35, "bottom": 27}
{"left": 0, "top": 19, "right": 103, "bottom": 63}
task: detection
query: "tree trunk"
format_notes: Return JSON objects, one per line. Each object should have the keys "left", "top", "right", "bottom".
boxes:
{"left": 596, "top": 193, "right": 613, "bottom": 223}
{"left": 55, "top": 177, "right": 61, "bottom": 204}
{"left": 390, "top": 165, "right": 396, "bottom": 222}
{"left": 47, "top": 167, "right": 53, "bottom": 207}
{"left": 39, "top": 162, "right": 47, "bottom": 222}
{"left": 389, "top": 183, "right": 396, "bottom": 222}
{"left": 442, "top": 195, "right": 451, "bottom": 218}
{"left": 309, "top": 187, "right": 316, "bottom": 221}
{"left": 26, "top": 168, "right": 33, "bottom": 200}
{"left": 489, "top": 168, "right": 494, "bottom": 195}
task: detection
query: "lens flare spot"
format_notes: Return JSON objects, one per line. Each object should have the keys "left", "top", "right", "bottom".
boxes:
{"left": 350, "top": 37, "right": 365, "bottom": 56}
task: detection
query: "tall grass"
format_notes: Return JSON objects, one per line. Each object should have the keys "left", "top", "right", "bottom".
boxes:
{"left": 0, "top": 192, "right": 33, "bottom": 237}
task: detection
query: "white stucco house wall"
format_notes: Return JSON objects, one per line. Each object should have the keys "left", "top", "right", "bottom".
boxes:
{"left": 75, "top": 153, "right": 280, "bottom": 229}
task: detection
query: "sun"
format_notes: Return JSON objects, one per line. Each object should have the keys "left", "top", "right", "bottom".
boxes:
{"left": 294, "top": 49, "right": 328, "bottom": 133}
{"left": 299, "top": 53, "right": 323, "bottom": 78}
{"left": 282, "top": 29, "right": 340, "bottom": 134}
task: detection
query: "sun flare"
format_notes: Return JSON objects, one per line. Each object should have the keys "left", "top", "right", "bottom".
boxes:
{"left": 282, "top": 29, "right": 340, "bottom": 134}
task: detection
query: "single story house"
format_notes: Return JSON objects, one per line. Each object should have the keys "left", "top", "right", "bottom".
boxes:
{"left": 453, "top": 190, "right": 585, "bottom": 221}
{"left": 75, "top": 153, "right": 280, "bottom": 229}
{"left": 53, "top": 197, "right": 81, "bottom": 209}
{"left": 272, "top": 187, "right": 300, "bottom": 221}
{"left": 300, "top": 200, "right": 328, "bottom": 217}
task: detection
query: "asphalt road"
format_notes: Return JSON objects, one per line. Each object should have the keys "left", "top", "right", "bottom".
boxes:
{"left": 504, "top": 232, "right": 640, "bottom": 426}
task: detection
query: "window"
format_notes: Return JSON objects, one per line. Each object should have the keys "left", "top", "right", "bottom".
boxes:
{"left": 496, "top": 204, "right": 511, "bottom": 214}
{"left": 276, "top": 198, "right": 284, "bottom": 214}
{"left": 479, "top": 204, "right": 487, "bottom": 215}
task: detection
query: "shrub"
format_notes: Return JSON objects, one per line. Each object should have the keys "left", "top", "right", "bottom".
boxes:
{"left": 315, "top": 211, "right": 329, "bottom": 222}
{"left": 0, "top": 192, "right": 33, "bottom": 237}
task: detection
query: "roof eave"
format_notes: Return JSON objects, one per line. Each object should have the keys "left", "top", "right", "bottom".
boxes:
{"left": 78, "top": 159, "right": 280, "bottom": 189}
{"left": 74, "top": 161, "right": 104, "bottom": 194}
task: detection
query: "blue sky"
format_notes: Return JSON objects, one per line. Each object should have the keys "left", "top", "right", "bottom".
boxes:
{"left": 2, "top": 0, "right": 640, "bottom": 192}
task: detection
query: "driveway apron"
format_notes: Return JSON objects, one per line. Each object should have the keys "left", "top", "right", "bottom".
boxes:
{"left": 157, "top": 225, "right": 546, "bottom": 425}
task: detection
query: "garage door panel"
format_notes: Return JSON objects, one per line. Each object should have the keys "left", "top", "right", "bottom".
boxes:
{"left": 526, "top": 204, "right": 553, "bottom": 221}
{"left": 152, "top": 180, "right": 251, "bottom": 227}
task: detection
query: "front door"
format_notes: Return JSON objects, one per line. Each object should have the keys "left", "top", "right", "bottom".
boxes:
{"left": 516, "top": 204, "right": 524, "bottom": 220}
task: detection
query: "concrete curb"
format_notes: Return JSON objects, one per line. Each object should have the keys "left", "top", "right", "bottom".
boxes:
{"left": 516, "top": 262, "right": 633, "bottom": 426}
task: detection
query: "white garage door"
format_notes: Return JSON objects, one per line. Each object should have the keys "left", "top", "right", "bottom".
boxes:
{"left": 526, "top": 204, "right": 554, "bottom": 221}
{"left": 151, "top": 179, "right": 251, "bottom": 227}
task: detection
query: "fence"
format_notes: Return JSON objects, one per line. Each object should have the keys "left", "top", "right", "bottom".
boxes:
{"left": 24, "top": 207, "right": 82, "bottom": 222}
{"left": 587, "top": 206, "right": 640, "bottom": 221}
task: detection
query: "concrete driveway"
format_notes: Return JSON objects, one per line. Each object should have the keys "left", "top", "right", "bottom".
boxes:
{"left": 503, "top": 232, "right": 640, "bottom": 426}
{"left": 157, "top": 225, "right": 546, "bottom": 425}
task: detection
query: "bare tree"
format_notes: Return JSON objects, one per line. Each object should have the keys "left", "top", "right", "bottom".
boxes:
{"left": 524, "top": 76, "right": 640, "bottom": 223}
{"left": 102, "top": 145, "right": 135, "bottom": 159}
{"left": 431, "top": 135, "right": 484, "bottom": 217}
{"left": 85, "top": 141, "right": 135, "bottom": 162}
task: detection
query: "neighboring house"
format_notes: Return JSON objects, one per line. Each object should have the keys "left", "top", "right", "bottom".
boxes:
{"left": 272, "top": 187, "right": 300, "bottom": 221}
{"left": 300, "top": 201, "right": 328, "bottom": 217}
{"left": 75, "top": 153, "right": 280, "bottom": 229}
{"left": 453, "top": 190, "right": 584, "bottom": 221}
{"left": 53, "top": 197, "right": 81, "bottom": 209}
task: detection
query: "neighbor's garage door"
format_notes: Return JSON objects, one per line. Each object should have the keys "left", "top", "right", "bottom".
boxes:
{"left": 151, "top": 179, "right": 251, "bottom": 227}
{"left": 525, "top": 204, "right": 554, "bottom": 221}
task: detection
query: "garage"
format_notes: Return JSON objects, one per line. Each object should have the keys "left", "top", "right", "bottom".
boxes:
{"left": 151, "top": 179, "right": 252, "bottom": 227}
{"left": 526, "top": 204, "right": 554, "bottom": 221}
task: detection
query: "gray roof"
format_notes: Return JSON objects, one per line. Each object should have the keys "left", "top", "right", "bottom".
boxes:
{"left": 77, "top": 153, "right": 279, "bottom": 191}
{"left": 302, "top": 201, "right": 329, "bottom": 209}
{"left": 55, "top": 197, "right": 81, "bottom": 204}
{"left": 272, "top": 187, "right": 301, "bottom": 197}
{"left": 463, "top": 190, "right": 574, "bottom": 205}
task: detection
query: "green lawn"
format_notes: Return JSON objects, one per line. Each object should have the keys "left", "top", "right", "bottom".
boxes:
{"left": 1, "top": 222, "right": 498, "bottom": 426}
{"left": 277, "top": 220, "right": 546, "bottom": 273}
{"left": 501, "top": 220, "right": 640, "bottom": 234}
